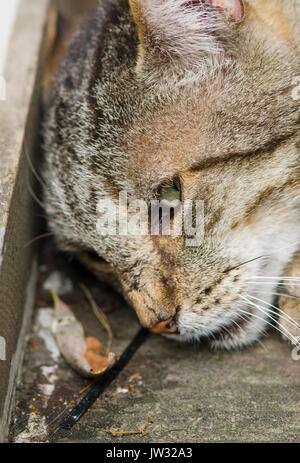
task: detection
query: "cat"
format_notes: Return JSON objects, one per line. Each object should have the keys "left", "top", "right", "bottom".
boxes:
{"left": 42, "top": 0, "right": 300, "bottom": 350}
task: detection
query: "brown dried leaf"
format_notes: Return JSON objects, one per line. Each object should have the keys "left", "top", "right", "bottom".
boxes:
{"left": 51, "top": 290, "right": 116, "bottom": 378}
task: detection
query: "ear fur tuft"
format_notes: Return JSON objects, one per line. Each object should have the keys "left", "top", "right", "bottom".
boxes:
{"left": 211, "top": 0, "right": 244, "bottom": 23}
{"left": 129, "top": 0, "right": 244, "bottom": 77}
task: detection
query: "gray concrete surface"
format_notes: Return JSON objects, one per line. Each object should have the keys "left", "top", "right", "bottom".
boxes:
{"left": 0, "top": 0, "right": 49, "bottom": 442}
{"left": 11, "top": 249, "right": 300, "bottom": 443}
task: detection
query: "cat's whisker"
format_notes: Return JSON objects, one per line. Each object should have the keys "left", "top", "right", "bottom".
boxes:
{"left": 24, "top": 232, "right": 56, "bottom": 249}
{"left": 231, "top": 316, "right": 267, "bottom": 350}
{"left": 219, "top": 325, "right": 233, "bottom": 339}
{"left": 239, "top": 304, "right": 299, "bottom": 347}
{"left": 209, "top": 316, "right": 247, "bottom": 345}
{"left": 231, "top": 318, "right": 246, "bottom": 336}
{"left": 238, "top": 305, "right": 280, "bottom": 337}
{"left": 208, "top": 330, "right": 218, "bottom": 343}
{"left": 236, "top": 314, "right": 269, "bottom": 351}
{"left": 263, "top": 291, "right": 300, "bottom": 301}
{"left": 245, "top": 294, "right": 300, "bottom": 330}
{"left": 248, "top": 276, "right": 300, "bottom": 281}
{"left": 246, "top": 282, "right": 300, "bottom": 286}
{"left": 241, "top": 296, "right": 280, "bottom": 330}
{"left": 226, "top": 241, "right": 300, "bottom": 273}
{"left": 239, "top": 295, "right": 300, "bottom": 346}
{"left": 24, "top": 137, "right": 47, "bottom": 190}
{"left": 260, "top": 241, "right": 300, "bottom": 256}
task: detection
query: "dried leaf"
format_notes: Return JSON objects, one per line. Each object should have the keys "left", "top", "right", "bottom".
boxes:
{"left": 51, "top": 290, "right": 116, "bottom": 378}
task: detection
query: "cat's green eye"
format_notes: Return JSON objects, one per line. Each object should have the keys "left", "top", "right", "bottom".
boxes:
{"left": 156, "top": 177, "right": 181, "bottom": 226}
{"left": 159, "top": 177, "right": 181, "bottom": 204}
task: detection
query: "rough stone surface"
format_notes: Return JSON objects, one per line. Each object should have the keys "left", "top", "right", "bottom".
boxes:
{"left": 0, "top": 0, "right": 49, "bottom": 442}
{"left": 11, "top": 244, "right": 300, "bottom": 443}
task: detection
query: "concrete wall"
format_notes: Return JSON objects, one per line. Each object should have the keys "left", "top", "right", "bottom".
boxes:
{"left": 0, "top": 0, "right": 49, "bottom": 442}
{"left": 52, "top": 0, "right": 97, "bottom": 16}
{"left": 0, "top": 1, "right": 19, "bottom": 73}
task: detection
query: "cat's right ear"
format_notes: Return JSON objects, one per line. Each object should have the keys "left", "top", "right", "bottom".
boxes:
{"left": 211, "top": 0, "right": 245, "bottom": 23}
{"left": 128, "top": 0, "right": 245, "bottom": 74}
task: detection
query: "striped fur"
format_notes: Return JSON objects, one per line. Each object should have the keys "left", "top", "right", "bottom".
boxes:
{"left": 42, "top": 0, "right": 300, "bottom": 349}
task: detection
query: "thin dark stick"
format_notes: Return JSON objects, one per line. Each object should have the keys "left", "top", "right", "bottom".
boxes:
{"left": 59, "top": 327, "right": 150, "bottom": 430}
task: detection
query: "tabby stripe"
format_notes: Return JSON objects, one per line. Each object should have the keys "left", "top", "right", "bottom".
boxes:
{"left": 189, "top": 129, "right": 299, "bottom": 172}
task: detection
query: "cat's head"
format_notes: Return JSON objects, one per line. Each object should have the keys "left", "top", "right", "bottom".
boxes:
{"left": 44, "top": 0, "right": 300, "bottom": 349}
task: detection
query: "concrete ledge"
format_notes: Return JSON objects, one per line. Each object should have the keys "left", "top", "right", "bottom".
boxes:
{"left": 0, "top": 0, "right": 49, "bottom": 442}
{"left": 12, "top": 261, "right": 300, "bottom": 443}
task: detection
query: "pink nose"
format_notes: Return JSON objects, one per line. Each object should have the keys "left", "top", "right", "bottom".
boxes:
{"left": 149, "top": 318, "right": 178, "bottom": 334}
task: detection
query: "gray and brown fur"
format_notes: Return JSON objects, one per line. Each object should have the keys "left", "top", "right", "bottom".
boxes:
{"left": 43, "top": 0, "right": 300, "bottom": 349}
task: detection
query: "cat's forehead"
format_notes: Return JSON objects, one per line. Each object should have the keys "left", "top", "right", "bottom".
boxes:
{"left": 92, "top": 0, "right": 300, "bottom": 195}
{"left": 120, "top": 80, "right": 289, "bottom": 192}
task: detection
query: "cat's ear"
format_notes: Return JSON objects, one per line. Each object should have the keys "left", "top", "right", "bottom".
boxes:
{"left": 211, "top": 0, "right": 245, "bottom": 23}
{"left": 129, "top": 0, "right": 245, "bottom": 73}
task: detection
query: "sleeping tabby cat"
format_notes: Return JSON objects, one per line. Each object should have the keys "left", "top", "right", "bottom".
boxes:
{"left": 43, "top": 0, "right": 300, "bottom": 349}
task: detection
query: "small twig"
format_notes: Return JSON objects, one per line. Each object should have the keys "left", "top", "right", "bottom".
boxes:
{"left": 106, "top": 416, "right": 154, "bottom": 437}
{"left": 80, "top": 283, "right": 113, "bottom": 355}
{"left": 106, "top": 430, "right": 144, "bottom": 437}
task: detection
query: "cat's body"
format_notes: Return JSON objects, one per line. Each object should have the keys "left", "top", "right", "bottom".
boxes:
{"left": 43, "top": 0, "right": 300, "bottom": 349}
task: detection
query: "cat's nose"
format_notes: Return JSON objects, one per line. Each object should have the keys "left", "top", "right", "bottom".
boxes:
{"left": 129, "top": 287, "right": 177, "bottom": 330}
{"left": 149, "top": 318, "right": 178, "bottom": 334}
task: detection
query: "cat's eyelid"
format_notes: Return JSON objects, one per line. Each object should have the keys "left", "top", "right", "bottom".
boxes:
{"left": 157, "top": 175, "right": 181, "bottom": 200}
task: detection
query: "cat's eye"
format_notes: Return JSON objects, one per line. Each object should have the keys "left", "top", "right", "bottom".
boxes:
{"left": 158, "top": 176, "right": 181, "bottom": 204}
{"left": 156, "top": 176, "right": 181, "bottom": 227}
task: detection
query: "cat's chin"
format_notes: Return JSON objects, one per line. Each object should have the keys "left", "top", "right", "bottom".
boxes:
{"left": 162, "top": 308, "right": 270, "bottom": 351}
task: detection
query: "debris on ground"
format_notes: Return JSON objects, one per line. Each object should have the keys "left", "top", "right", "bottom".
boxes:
{"left": 51, "top": 290, "right": 116, "bottom": 378}
{"left": 106, "top": 417, "right": 154, "bottom": 437}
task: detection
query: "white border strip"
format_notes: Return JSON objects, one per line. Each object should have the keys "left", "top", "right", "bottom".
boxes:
{"left": 0, "top": 0, "right": 19, "bottom": 73}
